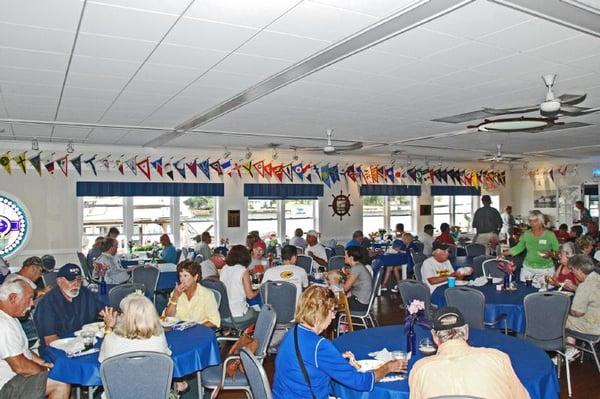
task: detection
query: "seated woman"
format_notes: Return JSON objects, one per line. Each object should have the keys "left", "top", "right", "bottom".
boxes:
{"left": 159, "top": 234, "right": 178, "bottom": 264}
{"left": 219, "top": 245, "right": 259, "bottom": 325}
{"left": 343, "top": 246, "right": 373, "bottom": 312}
{"left": 383, "top": 232, "right": 416, "bottom": 292}
{"left": 248, "top": 241, "right": 268, "bottom": 274}
{"left": 545, "top": 242, "right": 578, "bottom": 291}
{"left": 576, "top": 235, "right": 595, "bottom": 258}
{"left": 273, "top": 286, "right": 406, "bottom": 398}
{"left": 163, "top": 260, "right": 220, "bottom": 328}
{"left": 99, "top": 294, "right": 170, "bottom": 362}
{"left": 566, "top": 255, "right": 600, "bottom": 358}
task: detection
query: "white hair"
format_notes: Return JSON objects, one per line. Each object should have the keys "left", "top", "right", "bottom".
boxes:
{"left": 0, "top": 280, "right": 26, "bottom": 301}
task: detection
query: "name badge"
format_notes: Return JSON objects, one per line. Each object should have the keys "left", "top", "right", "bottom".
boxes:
{"left": 539, "top": 239, "right": 547, "bottom": 245}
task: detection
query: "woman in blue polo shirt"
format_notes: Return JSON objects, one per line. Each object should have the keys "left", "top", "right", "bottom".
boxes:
{"left": 273, "top": 286, "right": 405, "bottom": 398}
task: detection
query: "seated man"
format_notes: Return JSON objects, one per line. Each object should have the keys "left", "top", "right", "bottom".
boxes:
{"left": 435, "top": 223, "right": 455, "bottom": 245}
{"left": 34, "top": 264, "right": 105, "bottom": 354}
{"left": 0, "top": 280, "right": 70, "bottom": 399}
{"left": 409, "top": 306, "right": 529, "bottom": 399}
{"left": 344, "top": 230, "right": 371, "bottom": 250}
{"left": 420, "top": 242, "right": 458, "bottom": 293}
{"left": 420, "top": 224, "right": 435, "bottom": 257}
{"left": 93, "top": 237, "right": 131, "bottom": 284}
{"left": 200, "top": 247, "right": 228, "bottom": 281}
{"left": 262, "top": 245, "right": 308, "bottom": 307}
{"left": 305, "top": 230, "right": 328, "bottom": 272}
{"left": 194, "top": 232, "right": 212, "bottom": 263}
{"left": 565, "top": 255, "right": 600, "bottom": 359}
{"left": 4, "top": 256, "right": 47, "bottom": 296}
{"left": 289, "top": 228, "right": 307, "bottom": 250}
{"left": 86, "top": 236, "right": 104, "bottom": 268}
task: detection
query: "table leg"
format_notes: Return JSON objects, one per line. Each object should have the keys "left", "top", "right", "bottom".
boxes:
{"left": 402, "top": 264, "right": 407, "bottom": 280}
{"left": 76, "top": 387, "right": 81, "bottom": 399}
{"left": 88, "top": 387, "right": 94, "bottom": 399}
{"left": 197, "top": 371, "right": 203, "bottom": 399}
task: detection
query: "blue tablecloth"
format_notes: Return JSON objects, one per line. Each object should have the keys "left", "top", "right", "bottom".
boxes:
{"left": 44, "top": 325, "right": 220, "bottom": 386}
{"left": 332, "top": 325, "right": 558, "bottom": 399}
{"left": 431, "top": 282, "right": 539, "bottom": 333}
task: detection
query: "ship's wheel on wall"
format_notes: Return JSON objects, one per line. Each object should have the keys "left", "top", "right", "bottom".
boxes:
{"left": 329, "top": 191, "right": 353, "bottom": 220}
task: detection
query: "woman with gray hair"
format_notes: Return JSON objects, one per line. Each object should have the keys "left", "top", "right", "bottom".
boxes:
{"left": 565, "top": 255, "right": 600, "bottom": 359}
{"left": 546, "top": 242, "right": 578, "bottom": 291}
{"left": 505, "top": 209, "right": 559, "bottom": 282}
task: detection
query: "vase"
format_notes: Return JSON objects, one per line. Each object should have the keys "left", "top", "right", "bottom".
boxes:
{"left": 406, "top": 323, "right": 417, "bottom": 355}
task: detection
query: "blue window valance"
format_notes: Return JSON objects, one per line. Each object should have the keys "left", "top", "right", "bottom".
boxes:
{"left": 431, "top": 186, "right": 481, "bottom": 196}
{"left": 359, "top": 185, "right": 421, "bottom": 196}
{"left": 244, "top": 184, "right": 323, "bottom": 199}
{"left": 76, "top": 182, "right": 224, "bottom": 197}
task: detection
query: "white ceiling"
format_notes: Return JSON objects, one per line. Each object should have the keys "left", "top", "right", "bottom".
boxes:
{"left": 0, "top": 0, "right": 599, "bottom": 163}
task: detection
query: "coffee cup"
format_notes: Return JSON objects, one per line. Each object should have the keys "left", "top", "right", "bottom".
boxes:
{"left": 487, "top": 276, "right": 493, "bottom": 285}
{"left": 447, "top": 276, "right": 456, "bottom": 288}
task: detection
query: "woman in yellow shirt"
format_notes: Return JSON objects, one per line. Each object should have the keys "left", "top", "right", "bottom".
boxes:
{"left": 164, "top": 260, "right": 220, "bottom": 328}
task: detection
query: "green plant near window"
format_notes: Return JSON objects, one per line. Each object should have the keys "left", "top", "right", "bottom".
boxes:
{"left": 133, "top": 244, "right": 154, "bottom": 252}
{"left": 183, "top": 197, "right": 214, "bottom": 210}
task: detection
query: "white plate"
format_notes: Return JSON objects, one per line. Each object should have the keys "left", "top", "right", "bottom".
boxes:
{"left": 160, "top": 317, "right": 180, "bottom": 327}
{"left": 355, "top": 359, "right": 385, "bottom": 372}
{"left": 49, "top": 337, "right": 81, "bottom": 352}
{"left": 492, "top": 277, "right": 503, "bottom": 284}
{"left": 557, "top": 290, "right": 574, "bottom": 297}
{"left": 75, "top": 321, "right": 105, "bottom": 338}
{"left": 455, "top": 280, "right": 469, "bottom": 286}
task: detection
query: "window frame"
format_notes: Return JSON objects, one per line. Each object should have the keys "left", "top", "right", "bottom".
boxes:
{"left": 362, "top": 196, "right": 417, "bottom": 234}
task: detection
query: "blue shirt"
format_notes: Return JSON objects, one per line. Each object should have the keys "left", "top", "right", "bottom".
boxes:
{"left": 392, "top": 239, "right": 418, "bottom": 272}
{"left": 273, "top": 325, "right": 374, "bottom": 399}
{"left": 160, "top": 244, "right": 178, "bottom": 264}
{"left": 345, "top": 239, "right": 361, "bottom": 249}
{"left": 34, "top": 285, "right": 104, "bottom": 354}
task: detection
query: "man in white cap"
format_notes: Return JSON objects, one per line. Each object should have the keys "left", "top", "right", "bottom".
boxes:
{"left": 305, "top": 230, "right": 327, "bottom": 272}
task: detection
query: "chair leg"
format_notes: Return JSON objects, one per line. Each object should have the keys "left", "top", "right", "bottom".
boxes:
{"left": 591, "top": 342, "right": 600, "bottom": 373}
{"left": 564, "top": 352, "right": 572, "bottom": 397}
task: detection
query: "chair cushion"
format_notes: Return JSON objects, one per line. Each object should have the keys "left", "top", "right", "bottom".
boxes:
{"left": 524, "top": 336, "right": 564, "bottom": 352}
{"left": 566, "top": 329, "right": 600, "bottom": 342}
{"left": 200, "top": 365, "right": 249, "bottom": 389}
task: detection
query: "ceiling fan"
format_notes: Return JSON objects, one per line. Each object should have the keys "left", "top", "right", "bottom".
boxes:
{"left": 291, "top": 129, "right": 363, "bottom": 154}
{"left": 478, "top": 144, "right": 523, "bottom": 162}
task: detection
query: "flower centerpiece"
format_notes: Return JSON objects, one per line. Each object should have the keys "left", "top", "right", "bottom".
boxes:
{"left": 378, "top": 228, "right": 387, "bottom": 241}
{"left": 497, "top": 259, "right": 517, "bottom": 290}
{"left": 404, "top": 299, "right": 430, "bottom": 355}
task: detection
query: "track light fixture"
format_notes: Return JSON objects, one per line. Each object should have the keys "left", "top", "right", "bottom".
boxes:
{"left": 31, "top": 138, "right": 39, "bottom": 151}
{"left": 272, "top": 148, "right": 278, "bottom": 160}
{"left": 223, "top": 147, "right": 231, "bottom": 159}
{"left": 292, "top": 149, "right": 299, "bottom": 161}
{"left": 245, "top": 148, "right": 252, "bottom": 160}
{"left": 66, "top": 141, "right": 74, "bottom": 154}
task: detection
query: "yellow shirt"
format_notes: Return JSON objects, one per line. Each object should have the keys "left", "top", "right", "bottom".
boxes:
{"left": 409, "top": 339, "right": 530, "bottom": 399}
{"left": 173, "top": 284, "right": 221, "bottom": 327}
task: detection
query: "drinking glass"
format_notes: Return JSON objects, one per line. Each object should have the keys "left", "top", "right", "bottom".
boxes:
{"left": 419, "top": 338, "right": 436, "bottom": 355}
{"left": 81, "top": 331, "right": 95, "bottom": 351}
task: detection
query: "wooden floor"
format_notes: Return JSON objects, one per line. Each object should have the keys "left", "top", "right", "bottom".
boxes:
{"left": 215, "top": 292, "right": 599, "bottom": 399}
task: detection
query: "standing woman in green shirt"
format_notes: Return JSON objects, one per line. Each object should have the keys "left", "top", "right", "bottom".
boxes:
{"left": 505, "top": 210, "right": 559, "bottom": 282}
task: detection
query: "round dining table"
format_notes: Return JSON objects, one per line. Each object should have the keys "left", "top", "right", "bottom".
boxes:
{"left": 431, "top": 282, "right": 540, "bottom": 333}
{"left": 43, "top": 325, "right": 220, "bottom": 398}
{"left": 331, "top": 324, "right": 559, "bottom": 399}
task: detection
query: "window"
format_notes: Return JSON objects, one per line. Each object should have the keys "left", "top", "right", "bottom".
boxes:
{"left": 179, "top": 196, "right": 215, "bottom": 248}
{"left": 362, "top": 196, "right": 385, "bottom": 234}
{"left": 390, "top": 196, "right": 414, "bottom": 233}
{"left": 248, "top": 200, "right": 278, "bottom": 239}
{"left": 285, "top": 199, "right": 316, "bottom": 238}
{"left": 132, "top": 197, "right": 172, "bottom": 247}
{"left": 433, "top": 196, "right": 474, "bottom": 231}
{"left": 81, "top": 197, "right": 124, "bottom": 252}
{"left": 361, "top": 196, "right": 417, "bottom": 234}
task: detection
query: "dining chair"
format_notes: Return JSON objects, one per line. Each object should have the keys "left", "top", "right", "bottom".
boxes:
{"left": 77, "top": 252, "right": 96, "bottom": 283}
{"left": 472, "top": 255, "right": 494, "bottom": 277}
{"left": 108, "top": 283, "right": 146, "bottom": 310}
{"left": 444, "top": 287, "right": 507, "bottom": 334}
{"left": 201, "top": 304, "right": 277, "bottom": 396}
{"left": 465, "top": 243, "right": 486, "bottom": 258}
{"left": 200, "top": 279, "right": 254, "bottom": 332}
{"left": 337, "top": 268, "right": 382, "bottom": 334}
{"left": 481, "top": 259, "right": 505, "bottom": 279}
{"left": 523, "top": 292, "right": 572, "bottom": 397}
{"left": 566, "top": 329, "right": 600, "bottom": 374}
{"left": 334, "top": 244, "right": 345, "bottom": 256}
{"left": 240, "top": 347, "right": 272, "bottom": 399}
{"left": 131, "top": 265, "right": 160, "bottom": 303}
{"left": 327, "top": 255, "right": 346, "bottom": 271}
{"left": 260, "top": 281, "right": 297, "bottom": 325}
{"left": 41, "top": 271, "right": 58, "bottom": 289}
{"left": 295, "top": 246, "right": 304, "bottom": 255}
{"left": 100, "top": 351, "right": 173, "bottom": 399}
{"left": 194, "top": 253, "right": 204, "bottom": 264}
{"left": 295, "top": 255, "right": 313, "bottom": 274}
{"left": 325, "top": 247, "right": 334, "bottom": 260}
{"left": 398, "top": 279, "right": 435, "bottom": 318}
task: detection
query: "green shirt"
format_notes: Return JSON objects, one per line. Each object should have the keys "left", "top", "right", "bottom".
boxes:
{"left": 510, "top": 229, "right": 559, "bottom": 269}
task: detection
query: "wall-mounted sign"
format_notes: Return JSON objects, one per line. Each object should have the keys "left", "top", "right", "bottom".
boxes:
{"left": 227, "top": 210, "right": 240, "bottom": 228}
{"left": 0, "top": 193, "right": 30, "bottom": 258}
{"left": 329, "top": 191, "right": 353, "bottom": 220}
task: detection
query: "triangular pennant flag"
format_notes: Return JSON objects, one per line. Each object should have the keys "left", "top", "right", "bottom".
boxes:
{"left": 406, "top": 167, "right": 416, "bottom": 182}
{"left": 44, "top": 155, "right": 55, "bottom": 174}
{"left": 548, "top": 168, "right": 554, "bottom": 181}
{"left": 13, "top": 152, "right": 27, "bottom": 174}
{"left": 429, "top": 168, "right": 435, "bottom": 183}
{"left": 221, "top": 160, "right": 232, "bottom": 177}
{"left": 377, "top": 166, "right": 385, "bottom": 181}
{"left": 70, "top": 154, "right": 82, "bottom": 176}
{"left": 29, "top": 153, "right": 42, "bottom": 176}
{"left": 151, "top": 158, "right": 163, "bottom": 176}
{"left": 100, "top": 157, "right": 110, "bottom": 171}
{"left": 321, "top": 164, "right": 331, "bottom": 187}
{"left": 136, "top": 158, "right": 151, "bottom": 180}
{"left": 57, "top": 155, "right": 69, "bottom": 176}
{"left": 471, "top": 170, "right": 479, "bottom": 188}
{"left": 198, "top": 159, "right": 210, "bottom": 179}
{"left": 165, "top": 161, "right": 174, "bottom": 180}
{"left": 499, "top": 170, "right": 506, "bottom": 186}
{"left": 283, "top": 163, "right": 293, "bottom": 182}
{"left": 346, "top": 165, "right": 356, "bottom": 182}
{"left": 0, "top": 152, "right": 11, "bottom": 175}
{"left": 306, "top": 173, "right": 312, "bottom": 182}
{"left": 232, "top": 162, "right": 242, "bottom": 178}
{"left": 254, "top": 160, "right": 265, "bottom": 178}
{"left": 242, "top": 161, "right": 253, "bottom": 177}
{"left": 293, "top": 163, "right": 304, "bottom": 181}
{"left": 370, "top": 165, "right": 378, "bottom": 183}
{"left": 329, "top": 164, "right": 340, "bottom": 184}
{"left": 186, "top": 159, "right": 198, "bottom": 177}
{"left": 440, "top": 169, "right": 448, "bottom": 183}
{"left": 263, "top": 162, "right": 273, "bottom": 178}
{"left": 273, "top": 164, "right": 284, "bottom": 182}
{"left": 386, "top": 166, "right": 395, "bottom": 183}
{"left": 210, "top": 160, "right": 223, "bottom": 176}
{"left": 174, "top": 159, "right": 186, "bottom": 179}
{"left": 125, "top": 156, "right": 137, "bottom": 175}
{"left": 313, "top": 165, "right": 322, "bottom": 181}
{"left": 84, "top": 155, "right": 97, "bottom": 176}
{"left": 116, "top": 159, "right": 125, "bottom": 175}
{"left": 355, "top": 166, "right": 364, "bottom": 183}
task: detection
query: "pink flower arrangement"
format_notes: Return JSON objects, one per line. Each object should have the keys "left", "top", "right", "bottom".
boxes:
{"left": 407, "top": 299, "right": 425, "bottom": 315}
{"left": 404, "top": 299, "right": 430, "bottom": 333}
{"left": 497, "top": 259, "right": 516, "bottom": 274}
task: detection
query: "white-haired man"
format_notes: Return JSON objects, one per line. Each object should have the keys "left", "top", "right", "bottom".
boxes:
{"left": 409, "top": 306, "right": 529, "bottom": 399}
{"left": 0, "top": 280, "right": 70, "bottom": 399}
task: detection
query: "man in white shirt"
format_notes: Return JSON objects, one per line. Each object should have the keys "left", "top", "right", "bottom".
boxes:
{"left": 305, "top": 230, "right": 328, "bottom": 272}
{"left": 421, "top": 242, "right": 458, "bottom": 293}
{"left": 262, "top": 245, "right": 308, "bottom": 307}
{"left": 194, "top": 232, "right": 213, "bottom": 262}
{"left": 0, "top": 280, "right": 70, "bottom": 399}
{"left": 421, "top": 224, "right": 435, "bottom": 257}
{"left": 199, "top": 247, "right": 228, "bottom": 281}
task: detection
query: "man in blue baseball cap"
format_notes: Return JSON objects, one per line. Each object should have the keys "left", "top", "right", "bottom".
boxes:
{"left": 33, "top": 264, "right": 105, "bottom": 354}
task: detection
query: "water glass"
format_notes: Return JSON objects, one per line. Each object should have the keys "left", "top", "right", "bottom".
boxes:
{"left": 81, "top": 331, "right": 95, "bottom": 351}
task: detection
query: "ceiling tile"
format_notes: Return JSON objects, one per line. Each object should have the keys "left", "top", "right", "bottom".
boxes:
{"left": 99, "top": 109, "right": 150, "bottom": 125}
{"left": 0, "top": 66, "right": 65, "bottom": 86}
{"left": 214, "top": 53, "right": 292, "bottom": 79}
{"left": 386, "top": 60, "right": 460, "bottom": 82}
{"left": 185, "top": 0, "right": 299, "bottom": 29}
{"left": 135, "top": 63, "right": 202, "bottom": 83}
{"left": 373, "top": 27, "right": 467, "bottom": 59}
{"left": 192, "top": 70, "right": 261, "bottom": 91}
{"left": 423, "top": 41, "right": 514, "bottom": 69}
{"left": 266, "top": 2, "right": 376, "bottom": 42}
{"left": 334, "top": 49, "right": 416, "bottom": 74}
{"left": 11, "top": 124, "right": 54, "bottom": 138}
{"left": 69, "top": 55, "right": 141, "bottom": 78}
{"left": 81, "top": 127, "right": 127, "bottom": 144}
{"left": 237, "top": 31, "right": 329, "bottom": 61}
{"left": 61, "top": 86, "right": 121, "bottom": 102}
{"left": 148, "top": 44, "right": 226, "bottom": 70}
{"left": 164, "top": 18, "right": 258, "bottom": 52}
{"left": 0, "top": 47, "right": 69, "bottom": 71}
{"left": 428, "top": 69, "right": 497, "bottom": 89}
{"left": 308, "top": 0, "right": 415, "bottom": 18}
{"left": 478, "top": 18, "right": 580, "bottom": 53}
{"left": 89, "top": 0, "right": 192, "bottom": 15}
{"left": 124, "top": 78, "right": 190, "bottom": 96}
{"left": 80, "top": 2, "right": 177, "bottom": 42}
{"left": 56, "top": 107, "right": 108, "bottom": 122}
{"left": 0, "top": 0, "right": 83, "bottom": 31}
{"left": 0, "top": 23, "right": 76, "bottom": 53}
{"left": 6, "top": 106, "right": 55, "bottom": 120}
{"left": 0, "top": 81, "right": 62, "bottom": 97}
{"left": 305, "top": 67, "right": 415, "bottom": 93}
{"left": 526, "top": 34, "right": 600, "bottom": 63}
{"left": 473, "top": 54, "right": 563, "bottom": 78}
{"left": 115, "top": 130, "right": 165, "bottom": 145}
{"left": 75, "top": 33, "right": 156, "bottom": 61}
{"left": 65, "top": 72, "right": 129, "bottom": 91}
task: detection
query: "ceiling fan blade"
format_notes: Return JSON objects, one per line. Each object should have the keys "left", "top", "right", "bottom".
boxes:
{"left": 557, "top": 93, "right": 587, "bottom": 105}
{"left": 482, "top": 105, "right": 540, "bottom": 115}
{"left": 334, "top": 142, "right": 363, "bottom": 151}
{"left": 560, "top": 104, "right": 591, "bottom": 114}
{"left": 431, "top": 110, "right": 493, "bottom": 124}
